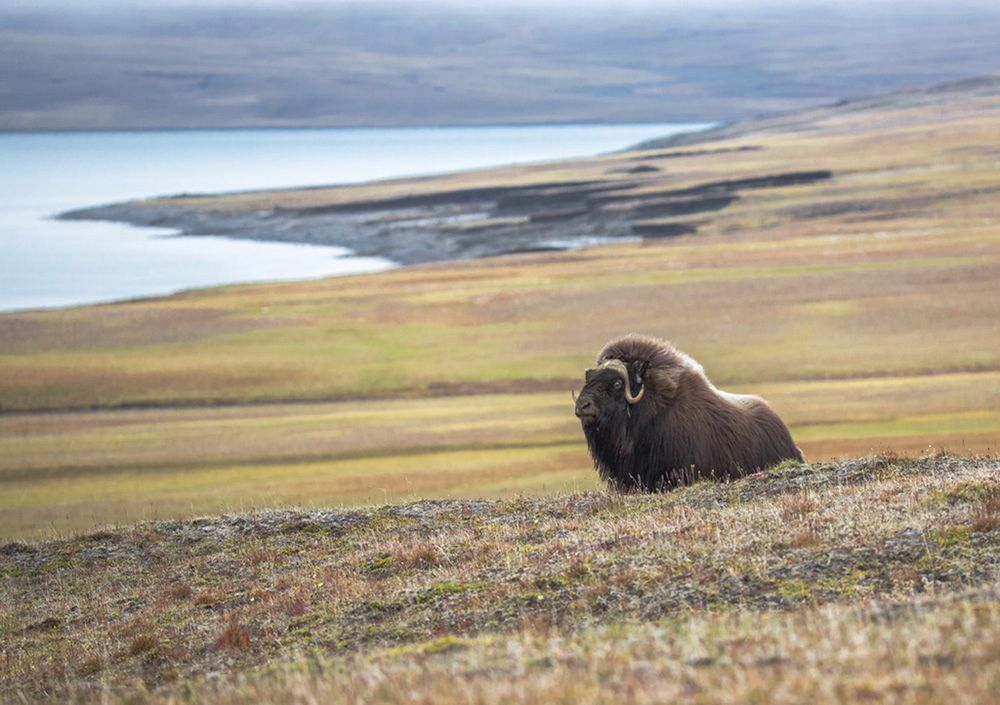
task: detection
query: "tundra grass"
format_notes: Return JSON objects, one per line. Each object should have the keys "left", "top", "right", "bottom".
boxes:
{"left": 2, "top": 247, "right": 996, "bottom": 408}
{"left": 2, "top": 454, "right": 998, "bottom": 704}
{"left": 2, "top": 375, "right": 997, "bottom": 539}
{"left": 0, "top": 444, "right": 595, "bottom": 543}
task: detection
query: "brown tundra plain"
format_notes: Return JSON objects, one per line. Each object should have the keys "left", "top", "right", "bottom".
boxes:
{"left": 0, "top": 78, "right": 999, "bottom": 703}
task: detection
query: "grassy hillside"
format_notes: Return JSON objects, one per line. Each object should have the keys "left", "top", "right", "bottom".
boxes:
{"left": 1, "top": 80, "right": 998, "bottom": 540}
{"left": 2, "top": 454, "right": 998, "bottom": 703}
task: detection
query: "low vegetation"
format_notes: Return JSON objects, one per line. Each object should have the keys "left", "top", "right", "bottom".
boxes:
{"left": 1, "top": 83, "right": 998, "bottom": 539}
{"left": 2, "top": 453, "right": 998, "bottom": 703}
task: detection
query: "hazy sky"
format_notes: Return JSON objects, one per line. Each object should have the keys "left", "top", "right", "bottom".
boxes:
{"left": 6, "top": 0, "right": 992, "bottom": 8}
{"left": 4, "top": 0, "right": 998, "bottom": 15}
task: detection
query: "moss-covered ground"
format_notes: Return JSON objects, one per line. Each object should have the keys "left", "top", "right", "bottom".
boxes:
{"left": 2, "top": 454, "right": 998, "bottom": 703}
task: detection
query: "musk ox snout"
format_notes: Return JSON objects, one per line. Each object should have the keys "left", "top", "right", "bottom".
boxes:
{"left": 574, "top": 395, "right": 596, "bottom": 420}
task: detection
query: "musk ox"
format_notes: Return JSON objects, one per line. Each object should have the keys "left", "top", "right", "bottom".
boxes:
{"left": 574, "top": 334, "right": 803, "bottom": 491}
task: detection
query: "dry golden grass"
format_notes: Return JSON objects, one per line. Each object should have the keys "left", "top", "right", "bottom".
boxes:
{"left": 2, "top": 454, "right": 998, "bottom": 704}
{"left": 0, "top": 377, "right": 997, "bottom": 539}
{"left": 114, "top": 596, "right": 1000, "bottom": 705}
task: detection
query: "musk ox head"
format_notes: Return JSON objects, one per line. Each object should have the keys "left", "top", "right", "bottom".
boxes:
{"left": 574, "top": 358, "right": 646, "bottom": 429}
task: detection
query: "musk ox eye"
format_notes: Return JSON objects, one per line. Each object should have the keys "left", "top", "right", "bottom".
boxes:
{"left": 613, "top": 379, "right": 623, "bottom": 390}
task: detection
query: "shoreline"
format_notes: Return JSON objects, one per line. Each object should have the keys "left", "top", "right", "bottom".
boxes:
{"left": 59, "top": 168, "right": 832, "bottom": 267}
{"left": 8, "top": 122, "right": 717, "bottom": 313}
{"left": 55, "top": 126, "right": 723, "bottom": 267}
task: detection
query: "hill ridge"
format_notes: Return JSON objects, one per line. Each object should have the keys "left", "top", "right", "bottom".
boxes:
{"left": 4, "top": 453, "right": 999, "bottom": 703}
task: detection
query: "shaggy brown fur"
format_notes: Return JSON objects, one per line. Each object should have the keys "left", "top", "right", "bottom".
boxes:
{"left": 574, "top": 334, "right": 803, "bottom": 491}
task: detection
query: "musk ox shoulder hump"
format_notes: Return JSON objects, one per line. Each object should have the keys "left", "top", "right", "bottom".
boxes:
{"left": 597, "top": 333, "right": 707, "bottom": 401}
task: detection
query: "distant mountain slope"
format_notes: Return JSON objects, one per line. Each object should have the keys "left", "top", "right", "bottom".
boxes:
{"left": 2, "top": 2, "right": 1000, "bottom": 130}
{"left": 633, "top": 74, "right": 1000, "bottom": 149}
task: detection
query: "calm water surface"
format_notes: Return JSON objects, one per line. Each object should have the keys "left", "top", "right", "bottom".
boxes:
{"left": 0, "top": 123, "right": 709, "bottom": 312}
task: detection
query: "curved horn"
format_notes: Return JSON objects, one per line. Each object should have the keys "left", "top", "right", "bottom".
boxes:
{"left": 600, "top": 359, "right": 645, "bottom": 404}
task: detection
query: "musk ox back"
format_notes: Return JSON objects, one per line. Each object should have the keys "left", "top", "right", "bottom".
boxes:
{"left": 574, "top": 334, "right": 803, "bottom": 491}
